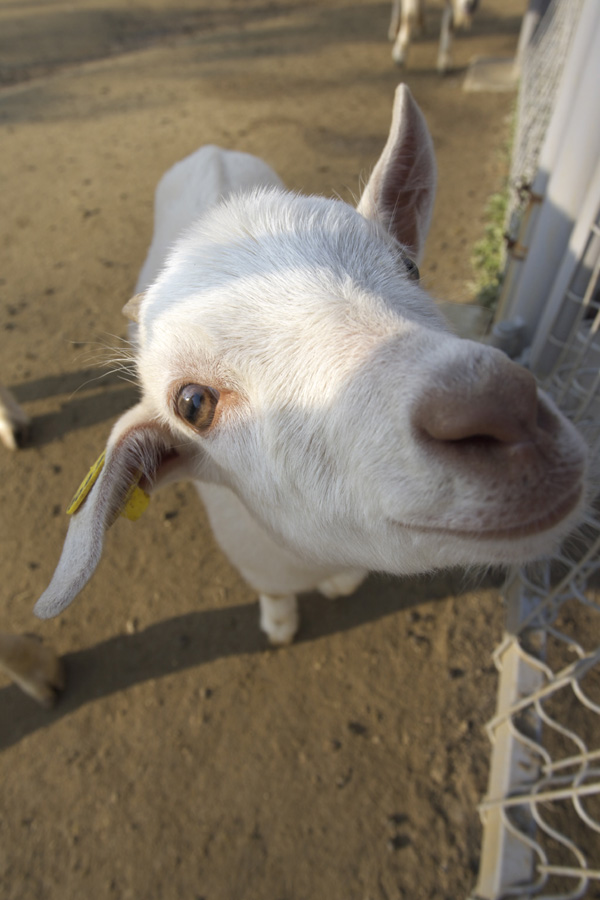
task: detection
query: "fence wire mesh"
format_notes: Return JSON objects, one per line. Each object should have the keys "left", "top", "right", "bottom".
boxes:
{"left": 472, "top": 3, "right": 600, "bottom": 897}
{"left": 474, "top": 207, "right": 600, "bottom": 900}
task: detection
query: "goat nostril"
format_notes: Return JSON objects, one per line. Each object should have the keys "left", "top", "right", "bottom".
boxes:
{"left": 415, "top": 357, "right": 539, "bottom": 447}
{"left": 420, "top": 402, "right": 536, "bottom": 445}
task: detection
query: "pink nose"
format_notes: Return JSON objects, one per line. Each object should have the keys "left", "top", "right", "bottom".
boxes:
{"left": 414, "top": 350, "right": 539, "bottom": 446}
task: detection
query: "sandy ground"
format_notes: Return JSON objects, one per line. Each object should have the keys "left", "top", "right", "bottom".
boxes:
{"left": 0, "top": 2, "right": 525, "bottom": 898}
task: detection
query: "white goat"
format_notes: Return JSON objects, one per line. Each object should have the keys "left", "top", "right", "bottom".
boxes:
{"left": 33, "top": 85, "right": 586, "bottom": 645}
{"left": 389, "top": 0, "right": 480, "bottom": 72}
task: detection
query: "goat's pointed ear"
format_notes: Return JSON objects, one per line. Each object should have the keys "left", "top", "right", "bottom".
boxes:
{"left": 33, "top": 404, "right": 195, "bottom": 619}
{"left": 357, "top": 84, "right": 437, "bottom": 263}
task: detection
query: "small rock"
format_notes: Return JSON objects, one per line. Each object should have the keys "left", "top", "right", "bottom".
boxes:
{"left": 347, "top": 721, "right": 367, "bottom": 736}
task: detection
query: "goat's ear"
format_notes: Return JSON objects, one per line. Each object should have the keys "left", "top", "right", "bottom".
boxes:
{"left": 357, "top": 84, "right": 437, "bottom": 263}
{"left": 33, "top": 403, "right": 196, "bottom": 619}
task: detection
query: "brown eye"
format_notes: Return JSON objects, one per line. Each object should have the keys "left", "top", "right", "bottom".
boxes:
{"left": 404, "top": 256, "right": 420, "bottom": 282}
{"left": 176, "top": 384, "right": 220, "bottom": 432}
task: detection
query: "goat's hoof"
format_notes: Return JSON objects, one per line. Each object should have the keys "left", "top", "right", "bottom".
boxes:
{"left": 259, "top": 594, "right": 299, "bottom": 646}
{"left": 318, "top": 570, "right": 366, "bottom": 600}
{"left": 0, "top": 633, "right": 66, "bottom": 707}
{"left": 265, "top": 623, "right": 297, "bottom": 646}
{"left": 0, "top": 389, "right": 31, "bottom": 450}
{"left": 0, "top": 413, "right": 31, "bottom": 450}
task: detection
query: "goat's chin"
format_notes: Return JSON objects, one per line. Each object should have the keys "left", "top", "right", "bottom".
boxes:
{"left": 449, "top": 525, "right": 575, "bottom": 567}
{"left": 401, "top": 482, "right": 584, "bottom": 543}
{"left": 384, "top": 484, "right": 586, "bottom": 573}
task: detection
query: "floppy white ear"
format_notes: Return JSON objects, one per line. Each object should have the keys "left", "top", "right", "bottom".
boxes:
{"left": 33, "top": 404, "right": 195, "bottom": 619}
{"left": 357, "top": 84, "right": 437, "bottom": 263}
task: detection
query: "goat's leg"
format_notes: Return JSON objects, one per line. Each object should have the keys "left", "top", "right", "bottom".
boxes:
{"left": 198, "top": 483, "right": 364, "bottom": 643}
{"left": 317, "top": 569, "right": 366, "bottom": 600}
{"left": 0, "top": 633, "right": 65, "bottom": 707}
{"left": 388, "top": 0, "right": 402, "bottom": 41}
{"left": 0, "top": 385, "right": 30, "bottom": 450}
{"left": 259, "top": 594, "right": 299, "bottom": 646}
{"left": 437, "top": 1, "right": 455, "bottom": 73}
{"left": 391, "top": 1, "right": 419, "bottom": 67}
{"left": 260, "top": 570, "right": 366, "bottom": 644}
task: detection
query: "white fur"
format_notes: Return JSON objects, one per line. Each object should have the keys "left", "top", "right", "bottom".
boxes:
{"left": 33, "top": 85, "right": 587, "bottom": 644}
{"left": 389, "top": 0, "right": 479, "bottom": 72}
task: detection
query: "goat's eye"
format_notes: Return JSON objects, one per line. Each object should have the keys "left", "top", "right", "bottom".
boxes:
{"left": 404, "top": 257, "right": 420, "bottom": 282}
{"left": 176, "top": 384, "right": 220, "bottom": 432}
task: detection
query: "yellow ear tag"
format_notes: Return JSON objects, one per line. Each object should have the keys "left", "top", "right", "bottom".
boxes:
{"left": 120, "top": 482, "right": 151, "bottom": 521}
{"left": 66, "top": 451, "right": 106, "bottom": 515}
{"left": 66, "top": 450, "right": 150, "bottom": 521}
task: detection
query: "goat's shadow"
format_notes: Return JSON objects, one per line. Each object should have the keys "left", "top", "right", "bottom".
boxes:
{"left": 10, "top": 369, "right": 139, "bottom": 447}
{"left": 0, "top": 569, "right": 504, "bottom": 751}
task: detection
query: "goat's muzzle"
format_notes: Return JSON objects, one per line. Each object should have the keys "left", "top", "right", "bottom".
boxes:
{"left": 411, "top": 348, "right": 587, "bottom": 538}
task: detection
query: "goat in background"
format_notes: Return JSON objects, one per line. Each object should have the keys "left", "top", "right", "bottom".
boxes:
{"left": 389, "top": 0, "right": 480, "bottom": 72}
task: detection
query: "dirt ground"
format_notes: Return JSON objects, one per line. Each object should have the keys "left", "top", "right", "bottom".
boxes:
{"left": 0, "top": 2, "right": 525, "bottom": 898}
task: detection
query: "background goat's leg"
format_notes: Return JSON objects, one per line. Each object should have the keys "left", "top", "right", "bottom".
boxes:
{"left": 391, "top": 0, "right": 420, "bottom": 66}
{"left": 0, "top": 385, "right": 30, "bottom": 450}
{"left": 437, "top": 1, "right": 455, "bottom": 72}
{"left": 0, "top": 633, "right": 65, "bottom": 707}
{"left": 388, "top": 0, "right": 402, "bottom": 41}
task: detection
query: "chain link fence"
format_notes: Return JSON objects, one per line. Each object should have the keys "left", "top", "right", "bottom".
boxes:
{"left": 472, "top": 1, "right": 600, "bottom": 896}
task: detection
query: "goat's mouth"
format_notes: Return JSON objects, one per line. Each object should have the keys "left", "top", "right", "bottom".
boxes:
{"left": 393, "top": 481, "right": 585, "bottom": 542}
